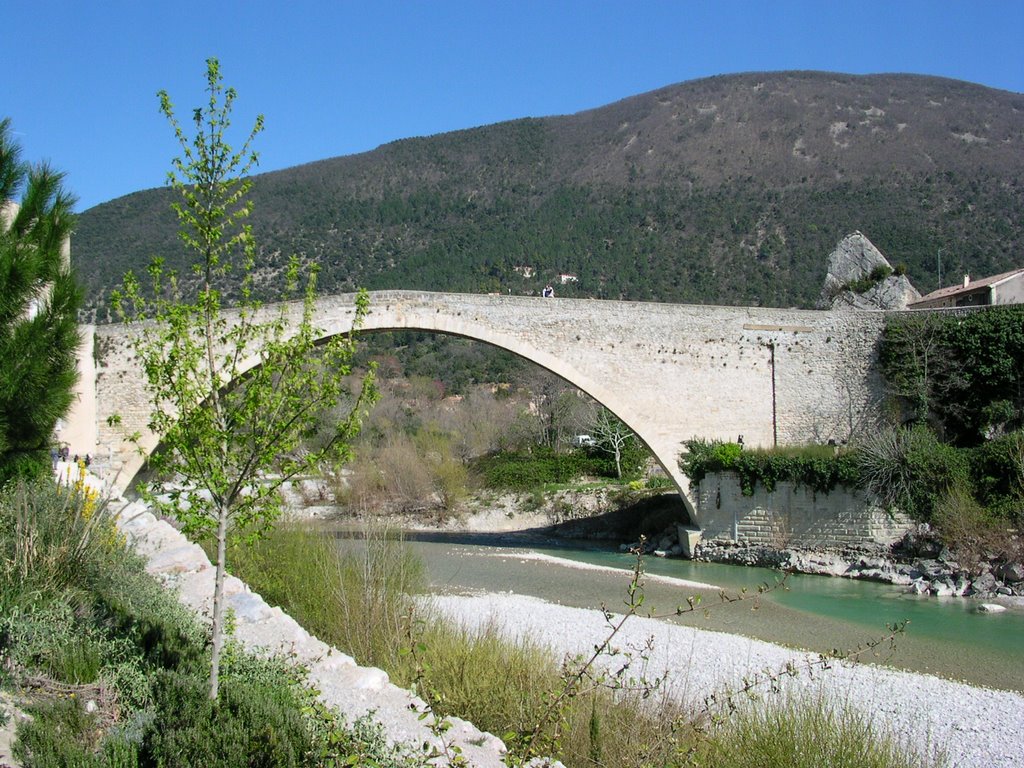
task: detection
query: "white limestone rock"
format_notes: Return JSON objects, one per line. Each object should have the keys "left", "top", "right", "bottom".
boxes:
{"left": 818, "top": 232, "right": 921, "bottom": 310}
{"left": 144, "top": 543, "right": 210, "bottom": 576}
{"left": 977, "top": 603, "right": 1007, "bottom": 613}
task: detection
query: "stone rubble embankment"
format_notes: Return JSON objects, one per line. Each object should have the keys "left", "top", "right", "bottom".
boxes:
{"left": 623, "top": 522, "right": 1024, "bottom": 602}
{"left": 113, "top": 498, "right": 512, "bottom": 768}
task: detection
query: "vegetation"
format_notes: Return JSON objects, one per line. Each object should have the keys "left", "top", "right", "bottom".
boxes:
{"left": 0, "top": 118, "right": 82, "bottom": 485}
{"left": 874, "top": 308, "right": 1024, "bottom": 535}
{"left": 472, "top": 445, "right": 635, "bottom": 491}
{"left": 75, "top": 72, "right": 1024, "bottom": 318}
{"left": 228, "top": 522, "right": 939, "bottom": 768}
{"left": 679, "top": 439, "right": 860, "bottom": 496}
{"left": 880, "top": 307, "right": 1024, "bottom": 444}
{"left": 330, "top": 355, "right": 654, "bottom": 519}
{"left": 1, "top": 477, "right": 434, "bottom": 767}
{"left": 690, "top": 696, "right": 936, "bottom": 768}
{"left": 111, "top": 59, "right": 377, "bottom": 699}
{"left": 844, "top": 264, "right": 894, "bottom": 294}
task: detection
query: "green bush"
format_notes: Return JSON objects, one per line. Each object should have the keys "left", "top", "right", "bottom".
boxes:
{"left": 13, "top": 697, "right": 138, "bottom": 768}
{"left": 856, "top": 426, "right": 970, "bottom": 520}
{"left": 228, "top": 525, "right": 424, "bottom": 671}
{"left": 0, "top": 477, "right": 123, "bottom": 611}
{"left": 691, "top": 697, "right": 937, "bottom": 768}
{"left": 680, "top": 440, "right": 859, "bottom": 496}
{"left": 881, "top": 306, "right": 1024, "bottom": 444}
{"left": 472, "top": 447, "right": 605, "bottom": 490}
{"left": 967, "top": 430, "right": 1024, "bottom": 526}
{"left": 3, "top": 481, "right": 429, "bottom": 768}
{"left": 140, "top": 668, "right": 314, "bottom": 767}
{"left": 901, "top": 427, "right": 971, "bottom": 520}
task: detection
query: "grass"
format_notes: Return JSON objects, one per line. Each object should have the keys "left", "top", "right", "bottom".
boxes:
{"left": 692, "top": 695, "right": 939, "bottom": 768}
{"left": 0, "top": 479, "right": 435, "bottom": 767}
{"left": 228, "top": 522, "right": 943, "bottom": 768}
{"left": 2, "top": 476, "right": 944, "bottom": 767}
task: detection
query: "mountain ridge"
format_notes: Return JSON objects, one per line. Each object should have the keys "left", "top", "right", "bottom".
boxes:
{"left": 74, "top": 70, "right": 1024, "bottom": 316}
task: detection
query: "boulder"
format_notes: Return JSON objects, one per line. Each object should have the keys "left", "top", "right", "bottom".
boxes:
{"left": 977, "top": 603, "right": 1007, "bottom": 614}
{"left": 995, "top": 561, "right": 1024, "bottom": 584}
{"left": 817, "top": 232, "right": 921, "bottom": 310}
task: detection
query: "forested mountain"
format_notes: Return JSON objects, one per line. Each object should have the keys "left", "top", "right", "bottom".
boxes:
{"left": 74, "top": 71, "right": 1024, "bottom": 317}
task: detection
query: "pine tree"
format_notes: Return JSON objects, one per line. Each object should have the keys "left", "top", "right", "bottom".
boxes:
{"left": 0, "top": 118, "right": 82, "bottom": 485}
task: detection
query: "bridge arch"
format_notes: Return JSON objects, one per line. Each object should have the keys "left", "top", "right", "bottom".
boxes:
{"left": 333, "top": 324, "right": 685, "bottom": 501}
{"left": 89, "top": 290, "right": 888, "bottom": 530}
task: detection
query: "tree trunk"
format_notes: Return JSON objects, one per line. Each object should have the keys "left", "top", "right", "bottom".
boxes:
{"left": 208, "top": 503, "right": 229, "bottom": 699}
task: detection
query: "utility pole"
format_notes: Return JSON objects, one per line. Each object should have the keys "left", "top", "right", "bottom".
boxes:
{"left": 937, "top": 248, "right": 943, "bottom": 291}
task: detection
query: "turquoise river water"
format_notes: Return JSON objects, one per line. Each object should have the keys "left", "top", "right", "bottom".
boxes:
{"left": 382, "top": 532, "right": 1024, "bottom": 693}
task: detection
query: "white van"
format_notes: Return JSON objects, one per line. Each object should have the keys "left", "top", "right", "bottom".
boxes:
{"left": 571, "top": 434, "right": 597, "bottom": 448}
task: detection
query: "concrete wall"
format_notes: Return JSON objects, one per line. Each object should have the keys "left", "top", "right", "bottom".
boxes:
{"left": 696, "top": 471, "right": 913, "bottom": 549}
{"left": 994, "top": 273, "right": 1024, "bottom": 305}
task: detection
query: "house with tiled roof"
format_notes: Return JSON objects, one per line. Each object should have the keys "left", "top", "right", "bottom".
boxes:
{"left": 907, "top": 267, "right": 1024, "bottom": 309}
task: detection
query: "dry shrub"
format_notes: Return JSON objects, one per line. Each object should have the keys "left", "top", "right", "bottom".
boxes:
{"left": 932, "top": 487, "right": 1021, "bottom": 572}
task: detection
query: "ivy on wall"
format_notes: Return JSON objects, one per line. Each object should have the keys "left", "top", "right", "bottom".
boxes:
{"left": 678, "top": 439, "right": 861, "bottom": 497}
{"left": 880, "top": 305, "right": 1024, "bottom": 445}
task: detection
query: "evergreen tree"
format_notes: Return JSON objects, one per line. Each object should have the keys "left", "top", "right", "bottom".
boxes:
{"left": 0, "top": 119, "right": 82, "bottom": 485}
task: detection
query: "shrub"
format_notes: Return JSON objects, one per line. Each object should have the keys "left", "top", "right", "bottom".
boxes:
{"left": 139, "top": 667, "right": 314, "bottom": 767}
{"left": 680, "top": 439, "right": 859, "bottom": 496}
{"left": 968, "top": 430, "right": 1024, "bottom": 527}
{"left": 0, "top": 476, "right": 123, "bottom": 609}
{"left": 472, "top": 447, "right": 602, "bottom": 490}
{"left": 13, "top": 697, "right": 137, "bottom": 768}
{"left": 228, "top": 524, "right": 424, "bottom": 670}
{"left": 691, "top": 696, "right": 937, "bottom": 768}
{"left": 855, "top": 426, "right": 970, "bottom": 520}
{"left": 930, "top": 487, "right": 1016, "bottom": 573}
{"left": 881, "top": 306, "right": 1024, "bottom": 444}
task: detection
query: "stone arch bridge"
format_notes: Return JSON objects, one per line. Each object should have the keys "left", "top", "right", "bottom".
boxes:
{"left": 74, "top": 291, "right": 886, "bottom": 527}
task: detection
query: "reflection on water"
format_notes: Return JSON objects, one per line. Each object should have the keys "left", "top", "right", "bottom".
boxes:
{"left": 329, "top": 527, "right": 1024, "bottom": 692}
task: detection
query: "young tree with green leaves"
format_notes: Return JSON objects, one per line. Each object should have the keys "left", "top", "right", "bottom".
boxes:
{"left": 0, "top": 118, "right": 82, "bottom": 486}
{"left": 113, "top": 59, "right": 377, "bottom": 699}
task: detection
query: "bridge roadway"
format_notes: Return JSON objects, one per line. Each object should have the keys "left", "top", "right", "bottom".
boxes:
{"left": 76, "top": 290, "right": 887, "bottom": 527}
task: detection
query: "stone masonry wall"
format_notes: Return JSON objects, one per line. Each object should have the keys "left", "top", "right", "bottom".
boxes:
{"left": 86, "top": 291, "right": 889, "bottom": 522}
{"left": 697, "top": 471, "right": 913, "bottom": 549}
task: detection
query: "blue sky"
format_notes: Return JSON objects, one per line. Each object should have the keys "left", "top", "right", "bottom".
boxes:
{"left": 5, "top": 1, "right": 1023, "bottom": 211}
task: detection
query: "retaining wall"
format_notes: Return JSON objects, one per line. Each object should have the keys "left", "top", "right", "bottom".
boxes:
{"left": 696, "top": 471, "right": 913, "bottom": 549}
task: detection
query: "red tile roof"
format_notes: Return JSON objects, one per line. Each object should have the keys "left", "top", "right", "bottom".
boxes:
{"left": 909, "top": 267, "right": 1024, "bottom": 305}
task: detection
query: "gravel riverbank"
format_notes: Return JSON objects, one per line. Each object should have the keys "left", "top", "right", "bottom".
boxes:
{"left": 427, "top": 591, "right": 1024, "bottom": 768}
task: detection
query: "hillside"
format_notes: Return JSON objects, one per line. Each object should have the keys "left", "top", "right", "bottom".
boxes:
{"left": 74, "top": 71, "right": 1024, "bottom": 316}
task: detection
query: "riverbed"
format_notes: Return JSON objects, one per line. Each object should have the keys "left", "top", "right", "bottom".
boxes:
{"left": 357, "top": 530, "right": 1024, "bottom": 693}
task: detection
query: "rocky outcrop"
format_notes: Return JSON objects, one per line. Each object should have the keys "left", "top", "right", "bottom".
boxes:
{"left": 682, "top": 523, "right": 1024, "bottom": 601}
{"left": 818, "top": 232, "right": 921, "bottom": 310}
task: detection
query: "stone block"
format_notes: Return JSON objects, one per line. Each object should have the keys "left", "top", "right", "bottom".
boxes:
{"left": 677, "top": 524, "right": 702, "bottom": 558}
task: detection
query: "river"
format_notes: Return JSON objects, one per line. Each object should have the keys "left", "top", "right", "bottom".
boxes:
{"left": 354, "top": 530, "right": 1024, "bottom": 693}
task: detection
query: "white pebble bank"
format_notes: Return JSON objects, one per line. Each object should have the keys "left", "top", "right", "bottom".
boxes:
{"left": 428, "top": 592, "right": 1024, "bottom": 768}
